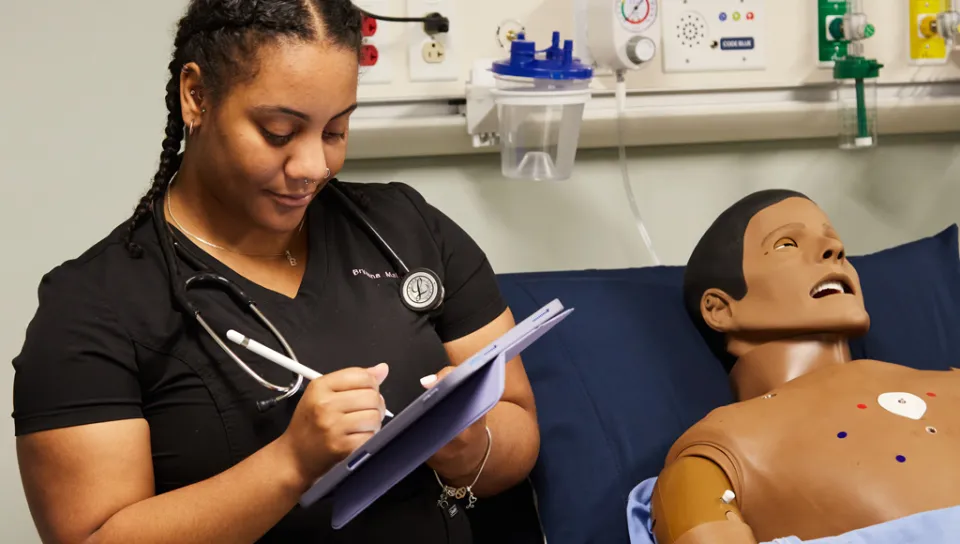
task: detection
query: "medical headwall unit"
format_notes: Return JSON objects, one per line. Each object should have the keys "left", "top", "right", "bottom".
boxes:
{"left": 347, "top": 1, "right": 960, "bottom": 163}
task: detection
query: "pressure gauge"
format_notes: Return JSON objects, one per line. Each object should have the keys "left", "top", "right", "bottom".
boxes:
{"left": 617, "top": 0, "right": 658, "bottom": 33}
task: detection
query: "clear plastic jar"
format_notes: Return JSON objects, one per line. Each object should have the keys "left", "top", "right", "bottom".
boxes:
{"left": 489, "top": 31, "right": 594, "bottom": 180}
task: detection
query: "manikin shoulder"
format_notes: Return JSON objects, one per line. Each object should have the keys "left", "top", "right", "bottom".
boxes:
{"left": 665, "top": 400, "right": 760, "bottom": 463}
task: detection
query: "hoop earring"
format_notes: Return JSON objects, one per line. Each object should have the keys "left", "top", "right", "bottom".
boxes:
{"left": 189, "top": 120, "right": 195, "bottom": 136}
{"left": 324, "top": 168, "right": 332, "bottom": 180}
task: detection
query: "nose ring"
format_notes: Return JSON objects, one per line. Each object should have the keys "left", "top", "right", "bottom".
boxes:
{"left": 304, "top": 169, "right": 332, "bottom": 185}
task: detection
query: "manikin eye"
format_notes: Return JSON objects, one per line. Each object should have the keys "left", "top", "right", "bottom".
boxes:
{"left": 774, "top": 238, "right": 797, "bottom": 250}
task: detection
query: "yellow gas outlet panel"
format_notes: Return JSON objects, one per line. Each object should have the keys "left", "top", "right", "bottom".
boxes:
{"left": 909, "top": 0, "right": 948, "bottom": 65}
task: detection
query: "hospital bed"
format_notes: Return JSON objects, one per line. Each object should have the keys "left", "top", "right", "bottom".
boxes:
{"left": 495, "top": 224, "right": 960, "bottom": 544}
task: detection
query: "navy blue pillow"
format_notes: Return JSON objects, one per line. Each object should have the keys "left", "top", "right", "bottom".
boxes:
{"left": 849, "top": 225, "right": 960, "bottom": 369}
{"left": 496, "top": 224, "right": 960, "bottom": 544}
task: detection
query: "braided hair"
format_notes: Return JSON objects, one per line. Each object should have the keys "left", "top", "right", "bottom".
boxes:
{"left": 124, "top": 0, "right": 364, "bottom": 257}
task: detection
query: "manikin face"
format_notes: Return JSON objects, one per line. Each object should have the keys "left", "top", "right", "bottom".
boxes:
{"left": 703, "top": 197, "right": 870, "bottom": 339}
{"left": 184, "top": 38, "right": 359, "bottom": 233}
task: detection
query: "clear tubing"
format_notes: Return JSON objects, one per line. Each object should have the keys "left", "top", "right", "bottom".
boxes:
{"left": 615, "top": 70, "right": 661, "bottom": 266}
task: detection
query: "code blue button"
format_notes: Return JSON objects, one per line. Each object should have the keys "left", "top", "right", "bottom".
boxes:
{"left": 720, "top": 37, "right": 755, "bottom": 50}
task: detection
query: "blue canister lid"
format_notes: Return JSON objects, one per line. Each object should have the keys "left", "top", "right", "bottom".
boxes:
{"left": 490, "top": 31, "right": 593, "bottom": 80}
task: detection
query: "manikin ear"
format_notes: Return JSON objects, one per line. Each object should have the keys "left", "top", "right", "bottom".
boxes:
{"left": 700, "top": 289, "right": 736, "bottom": 333}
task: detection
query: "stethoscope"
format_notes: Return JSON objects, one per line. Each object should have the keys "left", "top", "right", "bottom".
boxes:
{"left": 151, "top": 181, "right": 445, "bottom": 412}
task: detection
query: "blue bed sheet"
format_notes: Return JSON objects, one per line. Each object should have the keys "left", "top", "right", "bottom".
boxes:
{"left": 627, "top": 477, "right": 960, "bottom": 544}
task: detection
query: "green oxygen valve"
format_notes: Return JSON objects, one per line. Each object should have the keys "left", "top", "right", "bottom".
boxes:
{"left": 834, "top": 56, "right": 883, "bottom": 149}
{"left": 819, "top": 0, "right": 883, "bottom": 149}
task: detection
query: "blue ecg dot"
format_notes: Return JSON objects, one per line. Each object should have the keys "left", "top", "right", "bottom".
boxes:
{"left": 836, "top": 431, "right": 847, "bottom": 439}
{"left": 719, "top": 12, "right": 728, "bottom": 21}
{"left": 896, "top": 455, "right": 907, "bottom": 463}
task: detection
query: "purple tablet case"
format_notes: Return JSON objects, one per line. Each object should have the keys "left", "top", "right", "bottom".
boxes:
{"left": 297, "top": 300, "right": 573, "bottom": 529}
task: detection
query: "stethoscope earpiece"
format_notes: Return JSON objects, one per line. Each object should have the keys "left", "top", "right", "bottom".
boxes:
{"left": 256, "top": 398, "right": 280, "bottom": 412}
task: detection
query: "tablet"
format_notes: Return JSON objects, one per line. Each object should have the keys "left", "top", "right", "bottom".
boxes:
{"left": 298, "top": 298, "right": 573, "bottom": 528}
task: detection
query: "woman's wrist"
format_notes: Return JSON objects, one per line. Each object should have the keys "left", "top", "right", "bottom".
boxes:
{"left": 431, "top": 426, "right": 493, "bottom": 511}
{"left": 265, "top": 436, "right": 318, "bottom": 497}
{"left": 433, "top": 426, "right": 493, "bottom": 486}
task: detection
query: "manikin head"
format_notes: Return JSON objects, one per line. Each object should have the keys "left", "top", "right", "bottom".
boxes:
{"left": 683, "top": 190, "right": 870, "bottom": 370}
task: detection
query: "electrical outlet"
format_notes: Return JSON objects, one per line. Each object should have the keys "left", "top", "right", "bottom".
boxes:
{"left": 361, "top": 13, "right": 378, "bottom": 38}
{"left": 406, "top": 0, "right": 458, "bottom": 82}
{"left": 355, "top": 0, "right": 393, "bottom": 85}
{"left": 361, "top": 43, "right": 380, "bottom": 67}
{"left": 421, "top": 40, "right": 446, "bottom": 63}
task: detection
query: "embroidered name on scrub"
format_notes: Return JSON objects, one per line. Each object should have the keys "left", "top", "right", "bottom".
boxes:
{"left": 352, "top": 268, "right": 400, "bottom": 279}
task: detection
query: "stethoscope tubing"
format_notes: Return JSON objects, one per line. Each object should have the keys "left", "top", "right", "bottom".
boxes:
{"left": 149, "top": 182, "right": 440, "bottom": 412}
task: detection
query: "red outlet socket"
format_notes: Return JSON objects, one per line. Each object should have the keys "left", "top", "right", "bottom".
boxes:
{"left": 360, "top": 43, "right": 379, "bottom": 67}
{"left": 361, "top": 15, "right": 377, "bottom": 37}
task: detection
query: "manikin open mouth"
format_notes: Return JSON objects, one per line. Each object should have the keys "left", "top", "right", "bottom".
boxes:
{"left": 810, "top": 277, "right": 853, "bottom": 298}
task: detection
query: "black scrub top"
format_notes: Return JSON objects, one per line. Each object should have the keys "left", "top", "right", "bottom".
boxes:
{"left": 12, "top": 181, "right": 543, "bottom": 544}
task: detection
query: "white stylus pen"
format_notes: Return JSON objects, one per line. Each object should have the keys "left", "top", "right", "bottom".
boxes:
{"left": 226, "top": 329, "right": 394, "bottom": 418}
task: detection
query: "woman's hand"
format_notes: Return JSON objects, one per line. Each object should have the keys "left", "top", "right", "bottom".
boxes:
{"left": 421, "top": 366, "right": 491, "bottom": 484}
{"left": 276, "top": 363, "right": 390, "bottom": 487}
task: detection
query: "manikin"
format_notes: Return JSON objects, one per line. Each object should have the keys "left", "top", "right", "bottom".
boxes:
{"left": 650, "top": 190, "right": 960, "bottom": 544}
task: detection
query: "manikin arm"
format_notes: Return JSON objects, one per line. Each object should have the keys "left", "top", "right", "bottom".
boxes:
{"left": 651, "top": 456, "right": 758, "bottom": 544}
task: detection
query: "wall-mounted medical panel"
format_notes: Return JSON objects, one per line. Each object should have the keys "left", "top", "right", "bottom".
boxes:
{"left": 660, "top": 0, "right": 767, "bottom": 73}
{"left": 347, "top": 0, "right": 960, "bottom": 159}
{"left": 356, "top": 1, "right": 960, "bottom": 98}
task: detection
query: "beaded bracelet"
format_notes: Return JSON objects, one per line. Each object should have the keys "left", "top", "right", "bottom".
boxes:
{"left": 434, "top": 426, "right": 493, "bottom": 516}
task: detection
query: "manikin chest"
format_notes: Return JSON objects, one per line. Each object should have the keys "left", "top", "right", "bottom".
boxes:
{"left": 729, "top": 360, "right": 960, "bottom": 540}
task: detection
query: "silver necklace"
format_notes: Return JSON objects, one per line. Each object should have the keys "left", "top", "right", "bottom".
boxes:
{"left": 165, "top": 183, "right": 303, "bottom": 267}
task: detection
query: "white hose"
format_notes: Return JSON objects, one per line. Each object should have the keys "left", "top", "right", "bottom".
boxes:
{"left": 615, "top": 70, "right": 661, "bottom": 266}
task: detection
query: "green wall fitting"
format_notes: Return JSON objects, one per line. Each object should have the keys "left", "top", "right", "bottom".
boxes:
{"left": 818, "top": 0, "right": 849, "bottom": 63}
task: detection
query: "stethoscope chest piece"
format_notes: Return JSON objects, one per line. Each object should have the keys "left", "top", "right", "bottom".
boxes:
{"left": 400, "top": 267, "right": 444, "bottom": 312}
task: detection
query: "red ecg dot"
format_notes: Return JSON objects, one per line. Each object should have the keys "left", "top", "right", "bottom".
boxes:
{"left": 857, "top": 403, "right": 867, "bottom": 409}
{"left": 927, "top": 392, "right": 937, "bottom": 397}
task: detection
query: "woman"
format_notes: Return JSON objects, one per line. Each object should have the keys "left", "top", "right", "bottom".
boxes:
{"left": 11, "top": 1, "right": 542, "bottom": 543}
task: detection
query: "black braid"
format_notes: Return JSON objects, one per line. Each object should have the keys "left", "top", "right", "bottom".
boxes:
{"left": 124, "top": 0, "right": 363, "bottom": 257}
{"left": 124, "top": 63, "right": 185, "bottom": 257}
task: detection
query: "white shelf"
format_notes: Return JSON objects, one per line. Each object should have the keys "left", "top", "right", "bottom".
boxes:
{"left": 346, "top": 81, "right": 960, "bottom": 160}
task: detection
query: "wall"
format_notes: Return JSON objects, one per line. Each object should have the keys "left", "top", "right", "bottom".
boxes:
{"left": 1, "top": 1, "right": 959, "bottom": 543}
{"left": 345, "top": 134, "right": 960, "bottom": 272}
{"left": 342, "top": 0, "right": 960, "bottom": 158}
